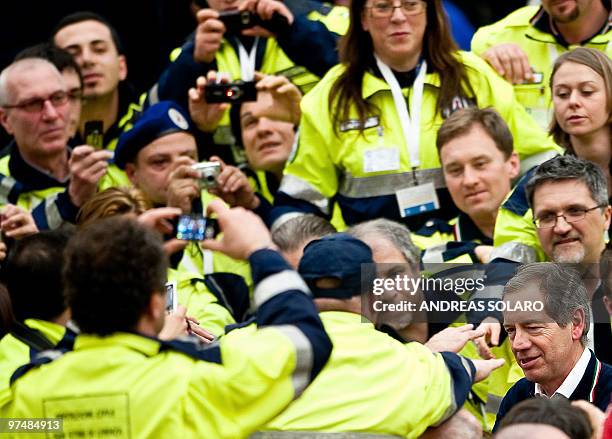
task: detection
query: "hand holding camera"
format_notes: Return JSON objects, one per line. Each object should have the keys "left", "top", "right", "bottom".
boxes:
{"left": 253, "top": 72, "right": 302, "bottom": 125}
{"left": 200, "top": 199, "right": 274, "bottom": 260}
{"left": 188, "top": 71, "right": 231, "bottom": 133}
{"left": 207, "top": 156, "right": 260, "bottom": 210}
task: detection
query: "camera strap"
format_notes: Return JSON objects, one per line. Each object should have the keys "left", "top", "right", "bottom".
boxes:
{"left": 237, "top": 37, "right": 260, "bottom": 81}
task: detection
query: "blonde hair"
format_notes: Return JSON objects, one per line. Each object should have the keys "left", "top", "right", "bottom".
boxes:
{"left": 77, "top": 187, "right": 151, "bottom": 228}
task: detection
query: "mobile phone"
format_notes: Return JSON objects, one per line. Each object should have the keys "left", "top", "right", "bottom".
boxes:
{"left": 218, "top": 10, "right": 261, "bottom": 34}
{"left": 204, "top": 81, "right": 257, "bottom": 104}
{"left": 173, "top": 215, "right": 219, "bottom": 241}
{"left": 84, "top": 120, "right": 104, "bottom": 149}
{"left": 165, "top": 281, "right": 177, "bottom": 312}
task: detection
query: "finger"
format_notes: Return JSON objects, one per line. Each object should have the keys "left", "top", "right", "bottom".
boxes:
{"left": 484, "top": 52, "right": 505, "bottom": 77}
{"left": 498, "top": 52, "right": 514, "bottom": 83}
{"left": 454, "top": 324, "right": 474, "bottom": 332}
{"left": 196, "top": 8, "right": 220, "bottom": 23}
{"left": 164, "top": 239, "right": 189, "bottom": 255}
{"left": 487, "top": 358, "right": 505, "bottom": 371}
{"left": 190, "top": 324, "right": 216, "bottom": 342}
{"left": 474, "top": 338, "right": 494, "bottom": 360}
{"left": 205, "top": 199, "right": 229, "bottom": 217}
{"left": 186, "top": 315, "right": 200, "bottom": 325}
{"left": 466, "top": 328, "right": 486, "bottom": 340}
{"left": 490, "top": 324, "right": 501, "bottom": 346}
{"left": 510, "top": 54, "right": 526, "bottom": 84}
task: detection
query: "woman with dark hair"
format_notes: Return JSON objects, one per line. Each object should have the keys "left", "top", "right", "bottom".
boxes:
{"left": 494, "top": 47, "right": 612, "bottom": 262}
{"left": 274, "top": 0, "right": 558, "bottom": 231}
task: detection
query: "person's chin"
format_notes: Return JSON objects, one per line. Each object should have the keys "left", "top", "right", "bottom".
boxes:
{"left": 552, "top": 246, "right": 584, "bottom": 264}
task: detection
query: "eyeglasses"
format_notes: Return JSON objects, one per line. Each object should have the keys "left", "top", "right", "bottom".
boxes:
{"left": 533, "top": 205, "right": 607, "bottom": 229}
{"left": 3, "top": 91, "right": 69, "bottom": 113}
{"left": 366, "top": 0, "right": 427, "bottom": 18}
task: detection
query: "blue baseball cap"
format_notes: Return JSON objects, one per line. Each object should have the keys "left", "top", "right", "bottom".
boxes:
{"left": 298, "top": 233, "right": 373, "bottom": 299}
{"left": 114, "top": 101, "right": 194, "bottom": 169}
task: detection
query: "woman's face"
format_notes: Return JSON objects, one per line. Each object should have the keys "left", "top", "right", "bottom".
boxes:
{"left": 552, "top": 61, "right": 609, "bottom": 138}
{"left": 361, "top": 1, "right": 427, "bottom": 70}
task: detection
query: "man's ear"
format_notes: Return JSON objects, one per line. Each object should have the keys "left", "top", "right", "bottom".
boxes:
{"left": 571, "top": 308, "right": 586, "bottom": 342}
{"left": 118, "top": 55, "right": 128, "bottom": 82}
{"left": 506, "top": 152, "right": 520, "bottom": 180}
{"left": 125, "top": 162, "right": 137, "bottom": 185}
{"left": 0, "top": 108, "right": 13, "bottom": 135}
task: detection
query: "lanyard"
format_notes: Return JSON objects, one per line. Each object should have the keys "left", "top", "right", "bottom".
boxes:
{"left": 237, "top": 37, "right": 259, "bottom": 81}
{"left": 375, "top": 55, "right": 427, "bottom": 169}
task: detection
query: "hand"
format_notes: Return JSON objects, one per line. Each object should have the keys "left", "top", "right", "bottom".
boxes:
{"left": 252, "top": 72, "right": 302, "bottom": 125}
{"left": 471, "top": 358, "right": 505, "bottom": 383}
{"left": 425, "top": 324, "right": 485, "bottom": 353}
{"left": 240, "top": 0, "right": 294, "bottom": 37}
{"left": 186, "top": 316, "right": 216, "bottom": 344}
{"left": 482, "top": 43, "right": 534, "bottom": 84}
{"left": 166, "top": 159, "right": 201, "bottom": 213}
{"left": 194, "top": 9, "right": 225, "bottom": 63}
{"left": 188, "top": 71, "right": 231, "bottom": 133}
{"left": 137, "top": 207, "right": 188, "bottom": 256}
{"left": 159, "top": 305, "right": 189, "bottom": 340}
{"left": 571, "top": 400, "right": 605, "bottom": 439}
{"left": 200, "top": 199, "right": 274, "bottom": 259}
{"left": 208, "top": 156, "right": 259, "bottom": 209}
{"left": 420, "top": 409, "right": 482, "bottom": 439}
{"left": 68, "top": 145, "right": 112, "bottom": 207}
{"left": 0, "top": 241, "right": 7, "bottom": 261}
{"left": 474, "top": 245, "right": 493, "bottom": 263}
{"left": 473, "top": 317, "right": 501, "bottom": 360}
{"left": 0, "top": 204, "right": 39, "bottom": 239}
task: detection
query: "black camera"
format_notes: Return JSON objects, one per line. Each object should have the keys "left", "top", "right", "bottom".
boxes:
{"left": 218, "top": 10, "right": 261, "bottom": 34}
{"left": 204, "top": 80, "right": 257, "bottom": 104}
{"left": 173, "top": 215, "right": 219, "bottom": 241}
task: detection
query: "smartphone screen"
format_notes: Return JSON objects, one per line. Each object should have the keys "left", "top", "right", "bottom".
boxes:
{"left": 165, "top": 281, "right": 177, "bottom": 312}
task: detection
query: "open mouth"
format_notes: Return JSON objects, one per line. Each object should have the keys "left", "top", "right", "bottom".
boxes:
{"left": 518, "top": 355, "right": 540, "bottom": 369}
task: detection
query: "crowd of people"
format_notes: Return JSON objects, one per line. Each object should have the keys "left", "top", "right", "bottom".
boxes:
{"left": 0, "top": 0, "right": 611, "bottom": 438}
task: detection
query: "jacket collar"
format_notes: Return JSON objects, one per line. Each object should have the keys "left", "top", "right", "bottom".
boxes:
{"left": 8, "top": 142, "right": 69, "bottom": 191}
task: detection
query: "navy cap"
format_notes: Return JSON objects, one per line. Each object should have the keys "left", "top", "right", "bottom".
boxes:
{"left": 298, "top": 233, "right": 373, "bottom": 299}
{"left": 114, "top": 101, "right": 194, "bottom": 169}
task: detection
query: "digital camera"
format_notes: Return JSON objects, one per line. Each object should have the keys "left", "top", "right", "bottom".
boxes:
{"left": 173, "top": 215, "right": 219, "bottom": 241}
{"left": 204, "top": 80, "right": 257, "bottom": 104}
{"left": 192, "top": 161, "right": 221, "bottom": 189}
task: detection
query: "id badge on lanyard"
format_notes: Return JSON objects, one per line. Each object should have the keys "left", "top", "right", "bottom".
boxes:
{"left": 375, "top": 55, "right": 440, "bottom": 217}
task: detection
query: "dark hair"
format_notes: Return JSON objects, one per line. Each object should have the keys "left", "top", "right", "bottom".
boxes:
{"left": 14, "top": 42, "right": 83, "bottom": 88}
{"left": 0, "top": 283, "right": 14, "bottom": 338}
{"left": 549, "top": 47, "right": 612, "bottom": 153}
{"left": 52, "top": 11, "right": 124, "bottom": 55}
{"left": 525, "top": 155, "right": 608, "bottom": 210}
{"left": 63, "top": 216, "right": 167, "bottom": 335}
{"left": 503, "top": 263, "right": 591, "bottom": 345}
{"left": 4, "top": 229, "right": 73, "bottom": 322}
{"left": 499, "top": 396, "right": 592, "bottom": 439}
{"left": 436, "top": 107, "right": 514, "bottom": 158}
{"left": 329, "top": 0, "right": 474, "bottom": 133}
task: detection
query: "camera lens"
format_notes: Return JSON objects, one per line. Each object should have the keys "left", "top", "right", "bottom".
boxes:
{"left": 226, "top": 86, "right": 243, "bottom": 101}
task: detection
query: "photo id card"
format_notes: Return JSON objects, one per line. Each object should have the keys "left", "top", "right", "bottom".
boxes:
{"left": 396, "top": 182, "right": 440, "bottom": 217}
{"left": 363, "top": 148, "right": 400, "bottom": 173}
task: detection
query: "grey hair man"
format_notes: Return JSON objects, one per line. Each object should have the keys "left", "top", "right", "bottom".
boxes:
{"left": 495, "top": 263, "right": 612, "bottom": 431}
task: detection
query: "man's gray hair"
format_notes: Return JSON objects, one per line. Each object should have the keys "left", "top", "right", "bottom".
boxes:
{"left": 503, "top": 262, "right": 591, "bottom": 345}
{"left": 271, "top": 214, "right": 336, "bottom": 253}
{"left": 0, "top": 58, "right": 62, "bottom": 107}
{"left": 526, "top": 155, "right": 609, "bottom": 209}
{"left": 348, "top": 218, "right": 420, "bottom": 266}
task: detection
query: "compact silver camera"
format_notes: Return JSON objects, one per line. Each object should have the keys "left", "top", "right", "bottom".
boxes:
{"left": 192, "top": 161, "right": 221, "bottom": 189}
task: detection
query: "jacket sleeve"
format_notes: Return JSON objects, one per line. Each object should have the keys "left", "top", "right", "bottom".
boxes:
{"left": 31, "top": 191, "right": 79, "bottom": 230}
{"left": 194, "top": 248, "right": 332, "bottom": 437}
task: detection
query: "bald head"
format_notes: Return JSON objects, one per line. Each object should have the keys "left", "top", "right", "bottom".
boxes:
{"left": 0, "top": 58, "right": 64, "bottom": 106}
{"left": 496, "top": 424, "right": 570, "bottom": 439}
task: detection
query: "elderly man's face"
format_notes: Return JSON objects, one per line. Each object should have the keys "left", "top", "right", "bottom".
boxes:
{"left": 503, "top": 281, "right": 585, "bottom": 391}
{"left": 533, "top": 179, "right": 611, "bottom": 264}
{"left": 0, "top": 62, "right": 70, "bottom": 158}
